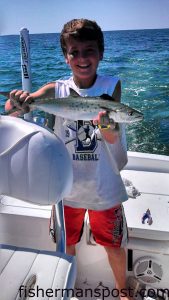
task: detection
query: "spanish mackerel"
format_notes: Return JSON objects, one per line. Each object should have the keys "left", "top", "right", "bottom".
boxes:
{"left": 0, "top": 89, "right": 143, "bottom": 123}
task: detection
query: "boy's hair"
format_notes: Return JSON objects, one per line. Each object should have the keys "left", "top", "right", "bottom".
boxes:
{"left": 60, "top": 19, "right": 104, "bottom": 56}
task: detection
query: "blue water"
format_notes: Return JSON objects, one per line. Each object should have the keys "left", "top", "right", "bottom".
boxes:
{"left": 0, "top": 29, "right": 169, "bottom": 155}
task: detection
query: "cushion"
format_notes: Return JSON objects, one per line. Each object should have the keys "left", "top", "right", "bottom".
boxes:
{"left": 0, "top": 116, "right": 73, "bottom": 205}
{"left": 0, "top": 244, "right": 77, "bottom": 300}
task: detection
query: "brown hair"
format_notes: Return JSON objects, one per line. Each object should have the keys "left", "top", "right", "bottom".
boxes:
{"left": 60, "top": 19, "right": 104, "bottom": 56}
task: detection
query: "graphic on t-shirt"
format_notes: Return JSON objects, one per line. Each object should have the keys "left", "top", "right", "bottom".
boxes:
{"left": 75, "top": 121, "right": 98, "bottom": 152}
{"left": 65, "top": 120, "right": 100, "bottom": 161}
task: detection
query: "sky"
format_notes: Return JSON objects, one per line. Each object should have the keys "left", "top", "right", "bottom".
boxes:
{"left": 1, "top": 0, "right": 169, "bottom": 35}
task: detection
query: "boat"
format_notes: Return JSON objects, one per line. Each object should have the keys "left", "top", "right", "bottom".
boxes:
{"left": 0, "top": 29, "right": 169, "bottom": 300}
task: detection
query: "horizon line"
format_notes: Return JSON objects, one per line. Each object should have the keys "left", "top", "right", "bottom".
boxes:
{"left": 1, "top": 27, "right": 169, "bottom": 37}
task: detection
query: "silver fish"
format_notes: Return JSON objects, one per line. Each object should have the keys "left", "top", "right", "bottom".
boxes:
{"left": 0, "top": 89, "right": 143, "bottom": 123}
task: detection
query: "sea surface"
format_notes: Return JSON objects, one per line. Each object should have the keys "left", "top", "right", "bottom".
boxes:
{"left": 0, "top": 29, "right": 169, "bottom": 155}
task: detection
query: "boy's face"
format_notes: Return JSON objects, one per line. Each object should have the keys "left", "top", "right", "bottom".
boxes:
{"left": 65, "top": 37, "right": 103, "bottom": 88}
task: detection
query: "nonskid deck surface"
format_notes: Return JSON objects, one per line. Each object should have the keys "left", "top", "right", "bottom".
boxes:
{"left": 70, "top": 280, "right": 117, "bottom": 300}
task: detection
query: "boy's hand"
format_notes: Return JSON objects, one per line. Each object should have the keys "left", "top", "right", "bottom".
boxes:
{"left": 5, "top": 89, "right": 33, "bottom": 115}
{"left": 93, "top": 111, "right": 115, "bottom": 129}
{"left": 93, "top": 111, "right": 119, "bottom": 144}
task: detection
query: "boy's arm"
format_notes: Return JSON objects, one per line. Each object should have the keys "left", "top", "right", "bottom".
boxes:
{"left": 93, "top": 80, "right": 121, "bottom": 144}
{"left": 5, "top": 82, "right": 55, "bottom": 114}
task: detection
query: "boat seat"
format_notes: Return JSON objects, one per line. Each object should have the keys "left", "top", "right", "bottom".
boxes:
{"left": 0, "top": 245, "right": 76, "bottom": 300}
{"left": 0, "top": 116, "right": 76, "bottom": 299}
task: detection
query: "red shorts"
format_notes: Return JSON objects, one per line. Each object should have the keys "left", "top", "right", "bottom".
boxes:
{"left": 64, "top": 204, "right": 128, "bottom": 248}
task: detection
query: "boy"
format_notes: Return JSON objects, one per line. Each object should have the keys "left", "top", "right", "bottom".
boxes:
{"left": 6, "top": 19, "right": 130, "bottom": 299}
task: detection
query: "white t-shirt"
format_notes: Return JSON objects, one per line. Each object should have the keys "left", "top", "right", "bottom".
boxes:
{"left": 54, "top": 75, "right": 128, "bottom": 210}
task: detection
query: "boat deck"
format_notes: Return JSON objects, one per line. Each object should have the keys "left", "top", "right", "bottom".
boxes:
{"left": 71, "top": 281, "right": 116, "bottom": 300}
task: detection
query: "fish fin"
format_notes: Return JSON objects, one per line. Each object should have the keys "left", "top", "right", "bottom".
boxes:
{"left": 0, "top": 91, "right": 10, "bottom": 98}
{"left": 69, "top": 88, "right": 80, "bottom": 97}
{"left": 100, "top": 94, "right": 115, "bottom": 101}
{"left": 100, "top": 106, "right": 117, "bottom": 113}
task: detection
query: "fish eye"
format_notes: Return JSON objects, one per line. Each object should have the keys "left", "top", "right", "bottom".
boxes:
{"left": 128, "top": 111, "right": 133, "bottom": 116}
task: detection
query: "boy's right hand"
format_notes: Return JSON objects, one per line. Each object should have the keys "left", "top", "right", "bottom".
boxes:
{"left": 5, "top": 89, "right": 33, "bottom": 115}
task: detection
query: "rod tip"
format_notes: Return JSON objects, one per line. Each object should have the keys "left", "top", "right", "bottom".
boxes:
{"left": 20, "top": 27, "right": 29, "bottom": 33}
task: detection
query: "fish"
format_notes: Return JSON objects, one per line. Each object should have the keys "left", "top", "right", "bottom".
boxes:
{"left": 0, "top": 89, "right": 143, "bottom": 123}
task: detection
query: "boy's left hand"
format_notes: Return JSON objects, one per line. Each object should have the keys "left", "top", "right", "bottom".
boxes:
{"left": 93, "top": 111, "right": 119, "bottom": 144}
{"left": 93, "top": 111, "right": 115, "bottom": 129}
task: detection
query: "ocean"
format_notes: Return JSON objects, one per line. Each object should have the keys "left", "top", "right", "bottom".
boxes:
{"left": 0, "top": 29, "right": 169, "bottom": 155}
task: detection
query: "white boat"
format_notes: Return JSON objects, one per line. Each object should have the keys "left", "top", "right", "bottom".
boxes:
{"left": 0, "top": 29, "right": 169, "bottom": 300}
{"left": 0, "top": 120, "right": 169, "bottom": 300}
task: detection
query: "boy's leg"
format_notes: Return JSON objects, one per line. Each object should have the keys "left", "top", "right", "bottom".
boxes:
{"left": 64, "top": 205, "right": 86, "bottom": 256}
{"left": 104, "top": 246, "right": 129, "bottom": 299}
{"left": 66, "top": 244, "right": 76, "bottom": 256}
{"left": 89, "top": 205, "right": 130, "bottom": 299}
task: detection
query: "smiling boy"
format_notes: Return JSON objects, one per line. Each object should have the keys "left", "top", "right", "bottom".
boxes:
{"left": 6, "top": 19, "right": 130, "bottom": 299}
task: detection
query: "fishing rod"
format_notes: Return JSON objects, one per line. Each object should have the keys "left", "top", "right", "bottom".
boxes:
{"left": 0, "top": 29, "right": 32, "bottom": 118}
{"left": 20, "top": 28, "right": 32, "bottom": 120}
